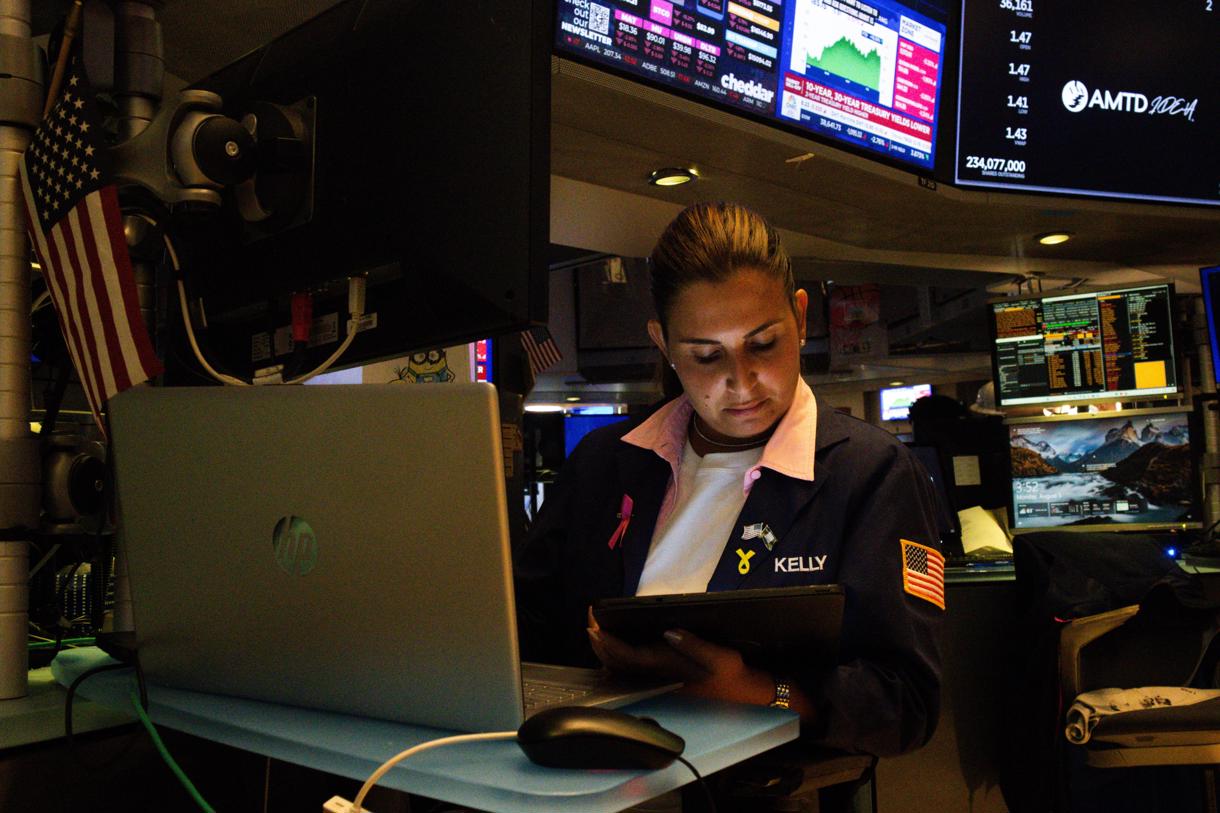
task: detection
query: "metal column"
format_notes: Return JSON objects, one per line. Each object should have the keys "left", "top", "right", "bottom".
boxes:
{"left": 0, "top": 0, "right": 43, "bottom": 699}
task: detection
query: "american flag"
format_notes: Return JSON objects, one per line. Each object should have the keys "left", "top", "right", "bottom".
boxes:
{"left": 520, "top": 325, "right": 562, "bottom": 381}
{"left": 901, "top": 539, "right": 945, "bottom": 609}
{"left": 741, "top": 522, "right": 778, "bottom": 551}
{"left": 19, "top": 60, "right": 162, "bottom": 433}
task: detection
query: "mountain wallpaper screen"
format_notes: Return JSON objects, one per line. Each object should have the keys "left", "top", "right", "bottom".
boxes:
{"left": 1009, "top": 411, "right": 1194, "bottom": 528}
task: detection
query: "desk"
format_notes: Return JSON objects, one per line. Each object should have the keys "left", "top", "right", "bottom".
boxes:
{"left": 52, "top": 648, "right": 799, "bottom": 813}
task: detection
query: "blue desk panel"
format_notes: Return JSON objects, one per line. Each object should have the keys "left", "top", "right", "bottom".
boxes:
{"left": 53, "top": 649, "right": 799, "bottom": 813}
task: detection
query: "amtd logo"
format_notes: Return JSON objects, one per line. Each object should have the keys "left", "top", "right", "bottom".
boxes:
{"left": 273, "top": 515, "right": 317, "bottom": 576}
{"left": 1061, "top": 80, "right": 1148, "bottom": 114}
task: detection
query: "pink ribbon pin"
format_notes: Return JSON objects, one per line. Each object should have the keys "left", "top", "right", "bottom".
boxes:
{"left": 607, "top": 494, "right": 634, "bottom": 550}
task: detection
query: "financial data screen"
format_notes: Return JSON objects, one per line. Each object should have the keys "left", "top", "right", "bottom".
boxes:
{"left": 990, "top": 284, "right": 1177, "bottom": 407}
{"left": 955, "top": 0, "right": 1220, "bottom": 206}
{"left": 556, "top": 0, "right": 949, "bottom": 171}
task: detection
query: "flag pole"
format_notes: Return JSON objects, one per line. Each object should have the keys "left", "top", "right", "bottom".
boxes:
{"left": 43, "top": 0, "right": 84, "bottom": 119}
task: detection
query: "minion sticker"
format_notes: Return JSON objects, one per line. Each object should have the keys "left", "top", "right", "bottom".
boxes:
{"left": 398, "top": 349, "right": 456, "bottom": 384}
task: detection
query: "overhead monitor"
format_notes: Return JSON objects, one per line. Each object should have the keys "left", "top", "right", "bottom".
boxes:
{"left": 954, "top": 0, "right": 1220, "bottom": 207}
{"left": 555, "top": 0, "right": 951, "bottom": 172}
{"left": 881, "top": 383, "right": 932, "bottom": 420}
{"left": 1200, "top": 266, "right": 1220, "bottom": 384}
{"left": 1006, "top": 407, "right": 1198, "bottom": 532}
{"left": 988, "top": 283, "right": 1178, "bottom": 408}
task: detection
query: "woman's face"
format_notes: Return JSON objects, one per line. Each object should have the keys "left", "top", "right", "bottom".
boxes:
{"left": 648, "top": 268, "right": 808, "bottom": 442}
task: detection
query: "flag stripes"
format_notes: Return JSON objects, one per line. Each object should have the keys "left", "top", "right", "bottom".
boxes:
{"left": 901, "top": 538, "right": 945, "bottom": 609}
{"left": 521, "top": 325, "right": 562, "bottom": 379}
{"left": 19, "top": 61, "right": 161, "bottom": 433}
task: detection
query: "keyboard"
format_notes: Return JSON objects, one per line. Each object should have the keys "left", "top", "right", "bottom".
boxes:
{"left": 522, "top": 679, "right": 595, "bottom": 711}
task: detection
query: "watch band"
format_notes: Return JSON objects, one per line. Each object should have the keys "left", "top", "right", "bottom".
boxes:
{"left": 769, "top": 678, "right": 792, "bottom": 709}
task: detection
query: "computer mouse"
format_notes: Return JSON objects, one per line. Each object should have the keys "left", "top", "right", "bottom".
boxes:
{"left": 517, "top": 706, "right": 685, "bottom": 770}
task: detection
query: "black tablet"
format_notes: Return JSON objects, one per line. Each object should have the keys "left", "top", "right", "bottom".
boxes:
{"left": 592, "top": 585, "right": 845, "bottom": 668}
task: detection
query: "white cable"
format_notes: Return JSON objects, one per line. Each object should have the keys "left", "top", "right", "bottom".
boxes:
{"left": 137, "top": 212, "right": 365, "bottom": 387}
{"left": 347, "top": 730, "right": 517, "bottom": 813}
{"left": 284, "top": 277, "right": 365, "bottom": 384}
{"left": 176, "top": 278, "right": 250, "bottom": 386}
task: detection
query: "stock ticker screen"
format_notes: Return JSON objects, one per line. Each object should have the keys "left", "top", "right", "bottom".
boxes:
{"left": 955, "top": 0, "right": 1220, "bottom": 206}
{"left": 990, "top": 284, "right": 1178, "bottom": 407}
{"left": 555, "top": 0, "right": 949, "bottom": 171}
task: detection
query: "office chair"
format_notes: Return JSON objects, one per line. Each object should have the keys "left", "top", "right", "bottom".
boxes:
{"left": 1059, "top": 599, "right": 1220, "bottom": 813}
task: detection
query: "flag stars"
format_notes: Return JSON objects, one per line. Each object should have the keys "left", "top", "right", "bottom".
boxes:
{"left": 68, "top": 75, "right": 78, "bottom": 87}
{"left": 84, "top": 146, "right": 94, "bottom": 157}
{"left": 72, "top": 97, "right": 84, "bottom": 110}
{"left": 68, "top": 115, "right": 77, "bottom": 127}
{"left": 89, "top": 169, "right": 99, "bottom": 180}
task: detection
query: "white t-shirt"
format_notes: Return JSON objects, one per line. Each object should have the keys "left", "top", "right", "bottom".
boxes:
{"left": 635, "top": 440, "right": 764, "bottom": 596}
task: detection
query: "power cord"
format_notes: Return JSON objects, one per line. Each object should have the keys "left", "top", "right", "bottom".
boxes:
{"left": 63, "top": 662, "right": 140, "bottom": 770}
{"left": 677, "top": 755, "right": 717, "bottom": 813}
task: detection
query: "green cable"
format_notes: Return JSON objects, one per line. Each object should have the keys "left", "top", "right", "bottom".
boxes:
{"left": 128, "top": 691, "right": 217, "bottom": 813}
{"left": 30, "top": 636, "right": 95, "bottom": 650}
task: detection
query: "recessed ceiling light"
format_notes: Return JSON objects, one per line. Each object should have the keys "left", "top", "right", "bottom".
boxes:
{"left": 648, "top": 167, "right": 698, "bottom": 187}
{"left": 1036, "top": 232, "right": 1073, "bottom": 245}
{"left": 565, "top": 396, "right": 581, "bottom": 402}
{"left": 889, "top": 380, "right": 905, "bottom": 386}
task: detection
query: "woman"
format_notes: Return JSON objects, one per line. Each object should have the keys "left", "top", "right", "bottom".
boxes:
{"left": 514, "top": 202, "right": 944, "bottom": 758}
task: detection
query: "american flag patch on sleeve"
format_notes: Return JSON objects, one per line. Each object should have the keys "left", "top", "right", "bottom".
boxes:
{"left": 901, "top": 539, "right": 945, "bottom": 610}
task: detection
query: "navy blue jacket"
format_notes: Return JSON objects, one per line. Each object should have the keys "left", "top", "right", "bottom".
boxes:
{"left": 514, "top": 395, "right": 944, "bottom": 757}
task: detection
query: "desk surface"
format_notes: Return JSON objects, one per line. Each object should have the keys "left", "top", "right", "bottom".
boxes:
{"left": 0, "top": 665, "right": 135, "bottom": 751}
{"left": 53, "top": 648, "right": 799, "bottom": 813}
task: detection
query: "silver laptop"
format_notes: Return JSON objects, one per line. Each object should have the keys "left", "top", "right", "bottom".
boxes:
{"left": 110, "top": 383, "right": 673, "bottom": 732}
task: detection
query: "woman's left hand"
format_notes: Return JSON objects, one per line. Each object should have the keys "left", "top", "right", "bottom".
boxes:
{"left": 587, "top": 608, "right": 773, "bottom": 705}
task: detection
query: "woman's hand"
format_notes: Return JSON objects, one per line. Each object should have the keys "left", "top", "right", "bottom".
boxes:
{"left": 586, "top": 608, "right": 773, "bottom": 706}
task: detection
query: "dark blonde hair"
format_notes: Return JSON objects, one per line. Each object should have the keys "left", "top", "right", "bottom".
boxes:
{"left": 648, "top": 201, "right": 794, "bottom": 335}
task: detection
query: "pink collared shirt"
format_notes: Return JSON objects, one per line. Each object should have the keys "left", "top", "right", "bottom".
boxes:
{"left": 621, "top": 379, "right": 818, "bottom": 529}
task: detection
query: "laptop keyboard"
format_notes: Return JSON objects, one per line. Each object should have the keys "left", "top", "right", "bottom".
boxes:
{"left": 522, "top": 679, "right": 595, "bottom": 711}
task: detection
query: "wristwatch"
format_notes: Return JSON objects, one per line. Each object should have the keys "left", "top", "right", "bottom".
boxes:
{"left": 769, "top": 677, "right": 792, "bottom": 709}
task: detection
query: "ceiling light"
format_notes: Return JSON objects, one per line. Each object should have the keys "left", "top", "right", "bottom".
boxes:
{"left": 524, "top": 404, "right": 563, "bottom": 413}
{"left": 648, "top": 167, "right": 698, "bottom": 187}
{"left": 565, "top": 396, "right": 581, "bottom": 402}
{"left": 889, "top": 380, "right": 904, "bottom": 387}
{"left": 1036, "top": 232, "right": 1073, "bottom": 245}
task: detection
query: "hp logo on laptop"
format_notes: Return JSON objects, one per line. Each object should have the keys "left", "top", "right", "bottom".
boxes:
{"left": 272, "top": 516, "right": 317, "bottom": 576}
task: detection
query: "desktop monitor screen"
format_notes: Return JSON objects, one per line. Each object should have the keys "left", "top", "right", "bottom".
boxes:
{"left": 555, "top": 0, "right": 951, "bottom": 172}
{"left": 1007, "top": 408, "right": 1197, "bottom": 532}
{"left": 881, "top": 384, "right": 932, "bottom": 420}
{"left": 954, "top": 0, "right": 1220, "bottom": 207}
{"left": 988, "top": 283, "right": 1178, "bottom": 408}
{"left": 1201, "top": 266, "right": 1220, "bottom": 384}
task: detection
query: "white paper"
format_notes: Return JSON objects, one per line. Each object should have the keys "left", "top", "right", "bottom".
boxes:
{"left": 951, "top": 455, "right": 982, "bottom": 487}
{"left": 957, "top": 505, "right": 1013, "bottom": 555}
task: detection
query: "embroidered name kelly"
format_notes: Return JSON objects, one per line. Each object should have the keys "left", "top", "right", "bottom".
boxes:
{"left": 774, "top": 555, "right": 827, "bottom": 573}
